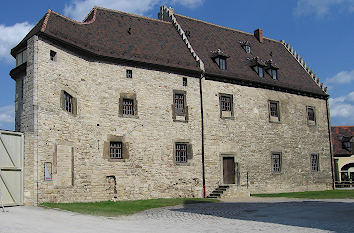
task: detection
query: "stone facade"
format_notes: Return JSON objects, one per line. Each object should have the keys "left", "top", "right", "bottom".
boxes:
{"left": 11, "top": 7, "right": 334, "bottom": 205}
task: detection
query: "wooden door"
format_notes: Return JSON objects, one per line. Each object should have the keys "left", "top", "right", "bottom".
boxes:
{"left": 223, "top": 157, "right": 235, "bottom": 184}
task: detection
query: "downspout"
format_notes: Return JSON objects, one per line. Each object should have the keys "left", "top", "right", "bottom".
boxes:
{"left": 199, "top": 73, "right": 206, "bottom": 198}
{"left": 326, "top": 97, "right": 335, "bottom": 190}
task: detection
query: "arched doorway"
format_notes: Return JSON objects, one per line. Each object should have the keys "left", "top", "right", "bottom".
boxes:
{"left": 340, "top": 163, "right": 354, "bottom": 184}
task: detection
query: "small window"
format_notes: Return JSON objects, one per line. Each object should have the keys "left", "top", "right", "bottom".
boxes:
{"left": 176, "top": 143, "right": 187, "bottom": 163}
{"left": 215, "top": 57, "right": 226, "bottom": 70}
{"left": 220, "top": 95, "right": 232, "bottom": 112}
{"left": 174, "top": 93, "right": 185, "bottom": 116}
{"left": 44, "top": 162, "right": 52, "bottom": 181}
{"left": 311, "top": 154, "right": 319, "bottom": 172}
{"left": 307, "top": 106, "right": 315, "bottom": 122}
{"left": 126, "top": 70, "right": 132, "bottom": 78}
{"left": 253, "top": 66, "right": 264, "bottom": 77}
{"left": 271, "top": 69, "right": 277, "bottom": 80}
{"left": 244, "top": 45, "right": 251, "bottom": 53}
{"left": 50, "top": 50, "right": 57, "bottom": 61}
{"left": 110, "top": 142, "right": 123, "bottom": 159}
{"left": 343, "top": 142, "right": 351, "bottom": 151}
{"left": 64, "top": 91, "right": 73, "bottom": 113}
{"left": 183, "top": 77, "right": 187, "bottom": 86}
{"left": 122, "top": 99, "right": 134, "bottom": 115}
{"left": 269, "top": 101, "right": 279, "bottom": 119}
{"left": 272, "top": 153, "right": 281, "bottom": 173}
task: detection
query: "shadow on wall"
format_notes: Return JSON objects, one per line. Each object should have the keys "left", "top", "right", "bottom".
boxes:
{"left": 176, "top": 201, "right": 354, "bottom": 233}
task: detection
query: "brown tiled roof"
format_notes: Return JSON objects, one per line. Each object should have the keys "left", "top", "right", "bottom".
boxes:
{"left": 331, "top": 126, "right": 354, "bottom": 156}
{"left": 173, "top": 13, "right": 327, "bottom": 97}
{"left": 11, "top": 7, "right": 200, "bottom": 73}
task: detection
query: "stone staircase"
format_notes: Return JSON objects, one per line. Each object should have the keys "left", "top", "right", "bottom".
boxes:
{"left": 207, "top": 185, "right": 230, "bottom": 199}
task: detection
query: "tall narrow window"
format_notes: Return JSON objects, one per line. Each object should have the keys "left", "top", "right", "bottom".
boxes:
{"left": 174, "top": 93, "right": 185, "bottom": 116}
{"left": 269, "top": 101, "right": 279, "bottom": 122}
{"left": 215, "top": 57, "right": 227, "bottom": 70}
{"left": 307, "top": 106, "right": 315, "bottom": 122}
{"left": 253, "top": 66, "right": 264, "bottom": 77}
{"left": 122, "top": 99, "right": 134, "bottom": 115}
{"left": 176, "top": 143, "right": 187, "bottom": 163}
{"left": 183, "top": 77, "right": 187, "bottom": 86}
{"left": 272, "top": 153, "right": 281, "bottom": 173}
{"left": 311, "top": 154, "right": 319, "bottom": 172}
{"left": 110, "top": 142, "right": 123, "bottom": 159}
{"left": 271, "top": 69, "right": 277, "bottom": 80}
{"left": 245, "top": 45, "right": 251, "bottom": 53}
{"left": 126, "top": 70, "right": 132, "bottom": 78}
{"left": 64, "top": 91, "right": 73, "bottom": 113}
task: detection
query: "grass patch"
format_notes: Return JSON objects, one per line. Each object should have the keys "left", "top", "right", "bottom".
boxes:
{"left": 251, "top": 190, "right": 354, "bottom": 199}
{"left": 40, "top": 198, "right": 219, "bottom": 217}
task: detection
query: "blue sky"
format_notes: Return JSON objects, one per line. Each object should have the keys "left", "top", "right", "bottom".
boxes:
{"left": 0, "top": 0, "right": 353, "bottom": 130}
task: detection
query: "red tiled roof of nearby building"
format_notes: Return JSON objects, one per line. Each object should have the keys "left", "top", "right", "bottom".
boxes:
{"left": 11, "top": 7, "right": 200, "bottom": 73}
{"left": 331, "top": 126, "right": 354, "bottom": 156}
{"left": 173, "top": 13, "right": 327, "bottom": 97}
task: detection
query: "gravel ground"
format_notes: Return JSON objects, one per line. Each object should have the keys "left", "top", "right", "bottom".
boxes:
{"left": 0, "top": 198, "right": 353, "bottom": 233}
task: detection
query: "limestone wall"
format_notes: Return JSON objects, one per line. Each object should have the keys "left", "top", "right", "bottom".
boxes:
{"left": 202, "top": 79, "right": 332, "bottom": 195}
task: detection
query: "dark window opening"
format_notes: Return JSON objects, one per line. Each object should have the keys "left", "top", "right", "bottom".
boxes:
{"left": 110, "top": 142, "right": 122, "bottom": 159}
{"left": 122, "top": 99, "right": 134, "bottom": 115}
{"left": 270, "top": 101, "right": 279, "bottom": 118}
{"left": 271, "top": 69, "right": 277, "bottom": 80}
{"left": 50, "top": 50, "right": 57, "bottom": 61}
{"left": 272, "top": 153, "right": 281, "bottom": 173}
{"left": 307, "top": 107, "right": 315, "bottom": 121}
{"left": 64, "top": 91, "right": 73, "bottom": 113}
{"left": 215, "top": 57, "right": 226, "bottom": 70}
{"left": 244, "top": 45, "right": 251, "bottom": 53}
{"left": 253, "top": 66, "right": 264, "bottom": 77}
{"left": 174, "top": 93, "right": 185, "bottom": 116}
{"left": 126, "top": 70, "right": 132, "bottom": 78}
{"left": 311, "top": 154, "right": 319, "bottom": 172}
{"left": 183, "top": 77, "right": 187, "bottom": 86}
{"left": 176, "top": 143, "right": 187, "bottom": 163}
{"left": 220, "top": 95, "right": 232, "bottom": 112}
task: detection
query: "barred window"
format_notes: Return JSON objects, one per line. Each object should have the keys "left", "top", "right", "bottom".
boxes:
{"left": 126, "top": 70, "right": 132, "bottom": 78}
{"left": 174, "top": 93, "right": 185, "bottom": 115}
{"left": 272, "top": 153, "right": 281, "bottom": 173}
{"left": 307, "top": 106, "right": 315, "bottom": 121}
{"left": 64, "top": 91, "right": 73, "bottom": 113}
{"left": 311, "top": 154, "right": 319, "bottom": 172}
{"left": 122, "top": 99, "right": 134, "bottom": 115}
{"left": 220, "top": 95, "right": 232, "bottom": 112}
{"left": 269, "top": 101, "right": 279, "bottom": 118}
{"left": 110, "top": 142, "right": 122, "bottom": 159}
{"left": 176, "top": 143, "right": 187, "bottom": 163}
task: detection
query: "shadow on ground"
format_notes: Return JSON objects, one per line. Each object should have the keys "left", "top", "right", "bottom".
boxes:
{"left": 174, "top": 201, "right": 354, "bottom": 233}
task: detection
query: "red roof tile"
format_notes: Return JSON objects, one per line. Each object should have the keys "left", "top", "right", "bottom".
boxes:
{"left": 331, "top": 126, "right": 354, "bottom": 156}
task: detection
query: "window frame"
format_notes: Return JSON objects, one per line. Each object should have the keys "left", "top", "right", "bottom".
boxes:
{"left": 119, "top": 93, "right": 138, "bottom": 118}
{"left": 126, "top": 69, "right": 132, "bottom": 79}
{"left": 175, "top": 143, "right": 188, "bottom": 163}
{"left": 307, "top": 106, "right": 316, "bottom": 125}
{"left": 60, "top": 90, "right": 77, "bottom": 116}
{"left": 271, "top": 152, "right": 282, "bottom": 173}
{"left": 215, "top": 57, "right": 227, "bottom": 70}
{"left": 122, "top": 98, "right": 134, "bottom": 116}
{"left": 219, "top": 93, "right": 234, "bottom": 119}
{"left": 183, "top": 77, "right": 187, "bottom": 86}
{"left": 172, "top": 90, "right": 188, "bottom": 122}
{"left": 253, "top": 66, "right": 264, "bottom": 77}
{"left": 174, "top": 93, "right": 185, "bottom": 116}
{"left": 310, "top": 153, "right": 319, "bottom": 172}
{"left": 50, "top": 50, "right": 57, "bottom": 61}
{"left": 64, "top": 91, "right": 73, "bottom": 113}
{"left": 110, "top": 141, "right": 123, "bottom": 159}
{"left": 268, "top": 100, "right": 280, "bottom": 122}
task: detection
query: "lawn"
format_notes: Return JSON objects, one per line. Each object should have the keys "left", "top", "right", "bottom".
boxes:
{"left": 251, "top": 189, "right": 354, "bottom": 199}
{"left": 40, "top": 198, "right": 219, "bottom": 216}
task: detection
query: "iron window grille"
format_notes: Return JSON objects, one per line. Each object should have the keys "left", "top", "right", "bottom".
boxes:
{"left": 220, "top": 95, "right": 232, "bottom": 112}
{"left": 122, "top": 98, "right": 134, "bottom": 115}
{"left": 64, "top": 91, "right": 73, "bottom": 113}
{"left": 174, "top": 93, "right": 185, "bottom": 115}
{"left": 311, "top": 154, "right": 319, "bottom": 172}
{"left": 176, "top": 143, "right": 187, "bottom": 163}
{"left": 269, "top": 101, "right": 279, "bottom": 118}
{"left": 307, "top": 107, "right": 315, "bottom": 121}
{"left": 126, "top": 70, "right": 132, "bottom": 78}
{"left": 110, "top": 142, "right": 123, "bottom": 159}
{"left": 272, "top": 153, "right": 281, "bottom": 173}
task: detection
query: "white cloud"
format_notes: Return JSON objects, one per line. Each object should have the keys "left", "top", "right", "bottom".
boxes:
{"left": 326, "top": 70, "right": 354, "bottom": 84}
{"left": 330, "top": 92, "right": 354, "bottom": 125}
{"left": 0, "top": 22, "right": 34, "bottom": 63}
{"left": 294, "top": 0, "right": 354, "bottom": 17}
{"left": 0, "top": 105, "right": 14, "bottom": 128}
{"left": 64, "top": 0, "right": 204, "bottom": 21}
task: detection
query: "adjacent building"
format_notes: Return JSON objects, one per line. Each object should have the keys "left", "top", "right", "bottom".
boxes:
{"left": 9, "top": 6, "right": 333, "bottom": 205}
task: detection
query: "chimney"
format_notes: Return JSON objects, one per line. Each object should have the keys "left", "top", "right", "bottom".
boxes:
{"left": 254, "top": 29, "right": 263, "bottom": 43}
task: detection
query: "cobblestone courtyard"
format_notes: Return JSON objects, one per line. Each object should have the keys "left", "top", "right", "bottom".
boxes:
{"left": 1, "top": 198, "right": 353, "bottom": 233}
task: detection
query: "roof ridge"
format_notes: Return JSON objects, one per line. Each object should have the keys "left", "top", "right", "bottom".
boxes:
{"left": 173, "top": 12, "right": 280, "bottom": 43}
{"left": 48, "top": 9, "right": 97, "bottom": 25}
{"left": 280, "top": 40, "right": 328, "bottom": 94}
{"left": 95, "top": 6, "right": 171, "bottom": 24}
{"left": 41, "top": 10, "right": 51, "bottom": 32}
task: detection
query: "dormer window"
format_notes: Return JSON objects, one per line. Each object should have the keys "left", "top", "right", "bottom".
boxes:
{"left": 241, "top": 41, "right": 251, "bottom": 53}
{"left": 250, "top": 57, "right": 266, "bottom": 78}
{"left": 211, "top": 49, "right": 229, "bottom": 70}
{"left": 266, "top": 60, "right": 279, "bottom": 80}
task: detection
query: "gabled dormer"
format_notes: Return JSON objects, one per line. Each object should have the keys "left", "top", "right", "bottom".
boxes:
{"left": 240, "top": 41, "right": 251, "bottom": 54}
{"left": 211, "top": 49, "right": 229, "bottom": 70}
{"left": 266, "top": 59, "right": 279, "bottom": 80}
{"left": 250, "top": 57, "right": 266, "bottom": 77}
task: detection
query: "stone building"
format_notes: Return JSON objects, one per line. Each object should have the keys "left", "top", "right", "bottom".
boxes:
{"left": 331, "top": 126, "right": 354, "bottom": 186}
{"left": 10, "top": 6, "right": 333, "bottom": 205}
